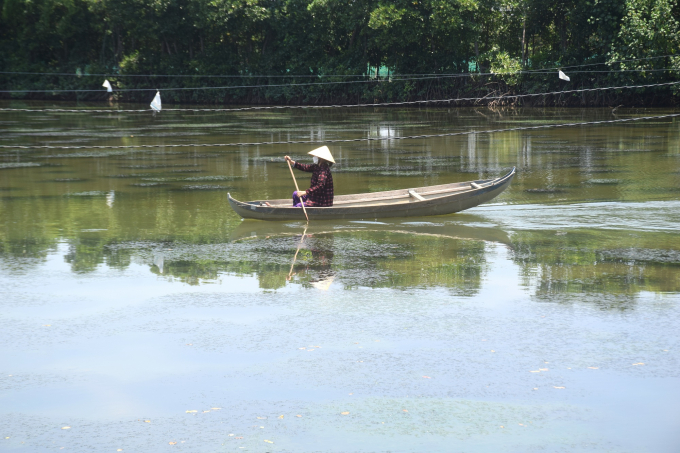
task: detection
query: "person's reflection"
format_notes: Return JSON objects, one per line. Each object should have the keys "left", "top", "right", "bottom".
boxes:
{"left": 287, "top": 233, "right": 335, "bottom": 289}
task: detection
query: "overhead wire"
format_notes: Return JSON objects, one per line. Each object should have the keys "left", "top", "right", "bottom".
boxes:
{"left": 0, "top": 74, "right": 457, "bottom": 93}
{"left": 520, "top": 69, "right": 680, "bottom": 74}
{"left": 1, "top": 68, "right": 678, "bottom": 94}
{"left": 1, "top": 113, "right": 678, "bottom": 150}
{"left": 1, "top": 53, "right": 678, "bottom": 78}
{"left": 2, "top": 81, "right": 678, "bottom": 113}
{"left": 523, "top": 54, "right": 680, "bottom": 72}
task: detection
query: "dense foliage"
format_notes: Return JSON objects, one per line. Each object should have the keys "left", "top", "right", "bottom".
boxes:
{"left": 1, "top": 0, "right": 680, "bottom": 104}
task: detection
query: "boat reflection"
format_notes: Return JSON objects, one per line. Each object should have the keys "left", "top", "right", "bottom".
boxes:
{"left": 1, "top": 218, "right": 678, "bottom": 301}
{"left": 228, "top": 218, "right": 501, "bottom": 292}
{"left": 228, "top": 217, "right": 514, "bottom": 246}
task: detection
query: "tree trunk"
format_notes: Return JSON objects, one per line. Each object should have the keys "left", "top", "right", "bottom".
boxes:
{"left": 115, "top": 27, "right": 123, "bottom": 62}
{"left": 262, "top": 33, "right": 269, "bottom": 55}
{"left": 521, "top": 18, "right": 526, "bottom": 66}
{"left": 349, "top": 26, "right": 359, "bottom": 48}
{"left": 101, "top": 32, "right": 107, "bottom": 65}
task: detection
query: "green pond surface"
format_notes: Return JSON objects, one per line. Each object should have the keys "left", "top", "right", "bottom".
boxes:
{"left": 1, "top": 102, "right": 679, "bottom": 452}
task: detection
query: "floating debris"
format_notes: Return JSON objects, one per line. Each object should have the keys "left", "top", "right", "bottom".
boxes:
{"left": 0, "top": 162, "right": 41, "bottom": 169}
{"left": 585, "top": 179, "right": 620, "bottom": 185}
{"left": 179, "top": 185, "right": 231, "bottom": 191}
{"left": 525, "top": 188, "right": 566, "bottom": 194}
{"left": 67, "top": 191, "right": 107, "bottom": 197}
{"left": 131, "top": 183, "right": 169, "bottom": 187}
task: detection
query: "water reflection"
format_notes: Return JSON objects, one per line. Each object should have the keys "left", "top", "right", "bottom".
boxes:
{"left": 1, "top": 105, "right": 679, "bottom": 298}
{"left": 124, "top": 226, "right": 490, "bottom": 293}
{"left": 511, "top": 229, "right": 680, "bottom": 303}
{"left": 2, "top": 217, "right": 677, "bottom": 301}
{"left": 287, "top": 232, "right": 336, "bottom": 290}
{"left": 2, "top": 105, "right": 680, "bottom": 451}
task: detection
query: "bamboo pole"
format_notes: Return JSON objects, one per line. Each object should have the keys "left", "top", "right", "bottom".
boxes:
{"left": 287, "top": 160, "right": 309, "bottom": 223}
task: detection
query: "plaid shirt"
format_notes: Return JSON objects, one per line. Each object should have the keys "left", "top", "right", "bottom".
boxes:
{"left": 294, "top": 162, "right": 334, "bottom": 207}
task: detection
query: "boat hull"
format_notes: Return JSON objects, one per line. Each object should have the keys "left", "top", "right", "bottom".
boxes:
{"left": 228, "top": 167, "right": 515, "bottom": 221}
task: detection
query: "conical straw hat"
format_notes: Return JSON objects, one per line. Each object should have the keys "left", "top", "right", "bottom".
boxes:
{"left": 308, "top": 146, "right": 335, "bottom": 163}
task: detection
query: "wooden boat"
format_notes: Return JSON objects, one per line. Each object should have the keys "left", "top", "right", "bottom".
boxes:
{"left": 228, "top": 167, "right": 516, "bottom": 221}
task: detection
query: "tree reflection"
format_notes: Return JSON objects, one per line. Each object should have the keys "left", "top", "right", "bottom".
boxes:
{"left": 142, "top": 230, "right": 489, "bottom": 293}
{"left": 510, "top": 230, "right": 680, "bottom": 306}
{"left": 2, "top": 220, "right": 678, "bottom": 301}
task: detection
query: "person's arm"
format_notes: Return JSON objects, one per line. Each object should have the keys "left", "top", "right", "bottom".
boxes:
{"left": 294, "top": 162, "right": 314, "bottom": 172}
{"left": 284, "top": 155, "right": 313, "bottom": 172}
{"left": 305, "top": 168, "right": 328, "bottom": 196}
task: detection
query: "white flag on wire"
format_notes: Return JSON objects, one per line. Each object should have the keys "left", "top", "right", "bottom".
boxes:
{"left": 150, "top": 91, "right": 162, "bottom": 112}
{"left": 558, "top": 70, "right": 570, "bottom": 81}
{"left": 102, "top": 79, "right": 113, "bottom": 92}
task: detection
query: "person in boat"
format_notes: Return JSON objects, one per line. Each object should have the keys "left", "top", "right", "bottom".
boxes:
{"left": 284, "top": 146, "right": 335, "bottom": 207}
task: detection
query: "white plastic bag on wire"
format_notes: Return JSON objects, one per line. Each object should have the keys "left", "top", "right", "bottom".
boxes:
{"left": 102, "top": 80, "right": 113, "bottom": 92}
{"left": 558, "top": 70, "right": 570, "bottom": 82}
{"left": 150, "top": 91, "right": 162, "bottom": 112}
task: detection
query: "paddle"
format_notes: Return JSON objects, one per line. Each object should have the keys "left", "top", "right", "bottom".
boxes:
{"left": 287, "top": 159, "right": 309, "bottom": 223}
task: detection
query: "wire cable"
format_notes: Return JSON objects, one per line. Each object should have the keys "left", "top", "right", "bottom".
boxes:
{"left": 2, "top": 68, "right": 678, "bottom": 94}
{"left": 1, "top": 53, "right": 678, "bottom": 78}
{"left": 1, "top": 113, "right": 678, "bottom": 150}
{"left": 527, "top": 54, "right": 680, "bottom": 72}
{"left": 0, "top": 74, "right": 480, "bottom": 93}
{"left": 2, "top": 81, "right": 678, "bottom": 113}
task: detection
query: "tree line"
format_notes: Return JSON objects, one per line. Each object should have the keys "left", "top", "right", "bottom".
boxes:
{"left": 1, "top": 0, "right": 679, "bottom": 105}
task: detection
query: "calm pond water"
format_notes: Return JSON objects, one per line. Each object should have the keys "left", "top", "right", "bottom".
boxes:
{"left": 1, "top": 102, "right": 679, "bottom": 452}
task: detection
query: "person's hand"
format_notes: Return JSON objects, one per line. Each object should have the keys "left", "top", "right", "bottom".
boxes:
{"left": 298, "top": 190, "right": 306, "bottom": 197}
{"left": 284, "top": 155, "right": 294, "bottom": 164}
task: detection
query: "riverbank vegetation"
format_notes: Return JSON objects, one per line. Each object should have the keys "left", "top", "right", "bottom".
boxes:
{"left": 1, "top": 0, "right": 680, "bottom": 105}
